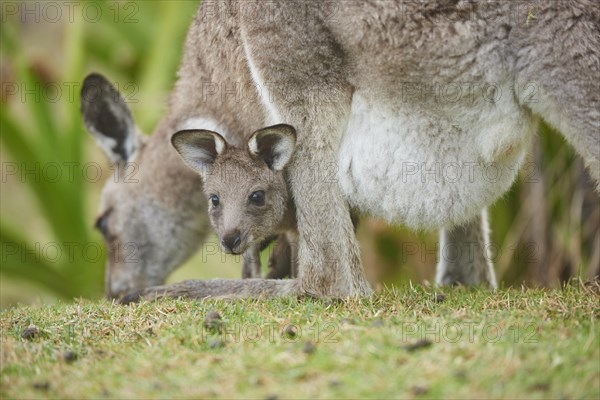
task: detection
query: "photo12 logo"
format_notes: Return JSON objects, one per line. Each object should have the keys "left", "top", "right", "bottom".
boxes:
{"left": 1, "top": 162, "right": 139, "bottom": 185}
{"left": 2, "top": 80, "right": 138, "bottom": 104}
{"left": 1, "top": 2, "right": 139, "bottom": 24}
{"left": 1, "top": 241, "right": 139, "bottom": 265}
{"left": 400, "top": 321, "right": 538, "bottom": 344}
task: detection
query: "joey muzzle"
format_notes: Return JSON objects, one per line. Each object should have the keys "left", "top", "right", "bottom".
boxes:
{"left": 221, "top": 230, "right": 242, "bottom": 254}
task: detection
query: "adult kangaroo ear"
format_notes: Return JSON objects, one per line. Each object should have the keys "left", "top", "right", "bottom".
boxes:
{"left": 171, "top": 129, "right": 227, "bottom": 173}
{"left": 248, "top": 124, "right": 296, "bottom": 171}
{"left": 80, "top": 73, "right": 139, "bottom": 163}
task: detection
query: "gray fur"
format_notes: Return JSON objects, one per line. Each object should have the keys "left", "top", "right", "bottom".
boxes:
{"left": 87, "top": 1, "right": 598, "bottom": 301}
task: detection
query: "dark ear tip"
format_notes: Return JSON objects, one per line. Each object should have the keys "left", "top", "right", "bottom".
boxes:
{"left": 271, "top": 124, "right": 297, "bottom": 137}
{"left": 83, "top": 72, "right": 106, "bottom": 83}
{"left": 170, "top": 130, "right": 196, "bottom": 149}
{"left": 253, "top": 124, "right": 297, "bottom": 144}
{"left": 171, "top": 129, "right": 227, "bottom": 150}
{"left": 80, "top": 72, "right": 116, "bottom": 108}
{"left": 82, "top": 73, "right": 110, "bottom": 92}
{"left": 170, "top": 131, "right": 182, "bottom": 146}
{"left": 281, "top": 124, "right": 296, "bottom": 141}
{"left": 170, "top": 131, "right": 189, "bottom": 151}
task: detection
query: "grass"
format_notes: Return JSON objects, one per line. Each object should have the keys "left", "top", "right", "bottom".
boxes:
{"left": 1, "top": 282, "right": 599, "bottom": 399}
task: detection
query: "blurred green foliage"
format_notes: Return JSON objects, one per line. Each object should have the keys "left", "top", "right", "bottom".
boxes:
{"left": 1, "top": 1, "right": 198, "bottom": 301}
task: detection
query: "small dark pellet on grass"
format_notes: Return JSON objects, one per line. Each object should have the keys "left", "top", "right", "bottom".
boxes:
{"left": 454, "top": 370, "right": 467, "bottom": 381}
{"left": 63, "top": 349, "right": 79, "bottom": 363}
{"left": 302, "top": 341, "right": 316, "bottom": 354}
{"left": 529, "top": 382, "right": 550, "bottom": 392}
{"left": 411, "top": 385, "right": 429, "bottom": 396}
{"left": 63, "top": 349, "right": 78, "bottom": 363}
{"left": 283, "top": 325, "right": 297, "bottom": 339}
{"left": 21, "top": 326, "right": 38, "bottom": 340}
{"left": 329, "top": 379, "right": 343, "bottom": 388}
{"left": 204, "top": 311, "right": 223, "bottom": 332}
{"left": 433, "top": 293, "right": 446, "bottom": 303}
{"left": 403, "top": 339, "right": 433, "bottom": 352}
{"left": 32, "top": 382, "right": 50, "bottom": 391}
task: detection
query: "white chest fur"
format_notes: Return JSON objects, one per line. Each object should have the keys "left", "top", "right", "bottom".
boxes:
{"left": 337, "top": 86, "right": 535, "bottom": 229}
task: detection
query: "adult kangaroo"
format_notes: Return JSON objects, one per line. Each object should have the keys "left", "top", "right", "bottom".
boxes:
{"left": 80, "top": 73, "right": 293, "bottom": 298}
{"left": 118, "top": 0, "right": 599, "bottom": 302}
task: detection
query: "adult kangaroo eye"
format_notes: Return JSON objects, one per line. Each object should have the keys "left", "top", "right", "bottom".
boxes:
{"left": 249, "top": 190, "right": 265, "bottom": 206}
{"left": 94, "top": 209, "right": 112, "bottom": 237}
{"left": 210, "top": 194, "right": 220, "bottom": 207}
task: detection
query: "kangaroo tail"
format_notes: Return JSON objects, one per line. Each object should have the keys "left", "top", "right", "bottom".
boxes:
{"left": 120, "top": 279, "right": 300, "bottom": 304}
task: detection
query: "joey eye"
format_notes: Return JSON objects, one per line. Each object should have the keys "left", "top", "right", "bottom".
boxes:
{"left": 249, "top": 190, "right": 265, "bottom": 206}
{"left": 210, "top": 194, "right": 220, "bottom": 207}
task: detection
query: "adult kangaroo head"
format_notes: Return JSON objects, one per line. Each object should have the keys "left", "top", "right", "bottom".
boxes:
{"left": 172, "top": 124, "right": 297, "bottom": 256}
{"left": 80, "top": 73, "right": 209, "bottom": 298}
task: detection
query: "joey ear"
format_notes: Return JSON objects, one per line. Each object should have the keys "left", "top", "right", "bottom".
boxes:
{"left": 248, "top": 124, "right": 296, "bottom": 170}
{"left": 80, "top": 73, "right": 139, "bottom": 163}
{"left": 171, "top": 129, "right": 227, "bottom": 173}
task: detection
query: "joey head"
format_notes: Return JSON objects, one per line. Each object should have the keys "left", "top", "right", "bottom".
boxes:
{"left": 172, "top": 124, "right": 299, "bottom": 279}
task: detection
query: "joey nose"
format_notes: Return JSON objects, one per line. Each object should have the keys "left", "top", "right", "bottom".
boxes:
{"left": 221, "top": 231, "right": 241, "bottom": 253}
